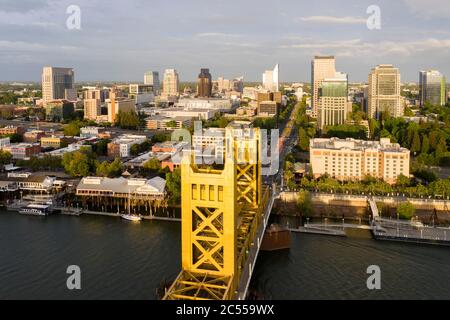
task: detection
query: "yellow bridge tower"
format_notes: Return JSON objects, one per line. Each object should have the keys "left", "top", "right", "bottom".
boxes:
{"left": 163, "top": 122, "right": 269, "bottom": 300}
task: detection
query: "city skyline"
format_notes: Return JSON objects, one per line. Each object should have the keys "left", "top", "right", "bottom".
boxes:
{"left": 1, "top": 0, "right": 450, "bottom": 82}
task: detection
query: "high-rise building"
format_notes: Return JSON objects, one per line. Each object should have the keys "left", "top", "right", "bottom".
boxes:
{"left": 317, "top": 72, "right": 351, "bottom": 130}
{"left": 162, "top": 69, "right": 179, "bottom": 97}
{"left": 262, "top": 64, "right": 279, "bottom": 92}
{"left": 232, "top": 77, "right": 244, "bottom": 93}
{"left": 368, "top": 64, "right": 402, "bottom": 119}
{"left": 197, "top": 68, "right": 212, "bottom": 98}
{"left": 144, "top": 71, "right": 160, "bottom": 94}
{"left": 311, "top": 56, "right": 336, "bottom": 118}
{"left": 419, "top": 70, "right": 446, "bottom": 107}
{"left": 216, "top": 77, "right": 231, "bottom": 94}
{"left": 215, "top": 76, "right": 244, "bottom": 94}
{"left": 42, "top": 67, "right": 75, "bottom": 102}
{"left": 84, "top": 99, "right": 101, "bottom": 121}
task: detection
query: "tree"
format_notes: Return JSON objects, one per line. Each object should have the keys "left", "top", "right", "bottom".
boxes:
{"left": 116, "top": 110, "right": 140, "bottom": 129}
{"left": 421, "top": 135, "right": 430, "bottom": 154}
{"left": 95, "top": 139, "right": 110, "bottom": 156}
{"left": 410, "top": 130, "right": 421, "bottom": 154}
{"left": 62, "top": 150, "right": 93, "bottom": 177}
{"left": 397, "top": 201, "right": 415, "bottom": 220}
{"left": 130, "top": 144, "right": 140, "bottom": 156}
{"left": 296, "top": 190, "right": 312, "bottom": 218}
{"left": 0, "top": 150, "right": 12, "bottom": 166}
{"left": 325, "top": 124, "right": 367, "bottom": 140}
{"left": 396, "top": 174, "right": 411, "bottom": 188}
{"left": 435, "top": 136, "right": 448, "bottom": 159}
{"left": 151, "top": 133, "right": 170, "bottom": 143}
{"left": 96, "top": 158, "right": 123, "bottom": 178}
{"left": 143, "top": 158, "right": 161, "bottom": 171}
{"left": 166, "top": 120, "right": 178, "bottom": 128}
{"left": 1, "top": 133, "right": 23, "bottom": 143}
{"left": 297, "top": 128, "right": 309, "bottom": 151}
{"left": 64, "top": 121, "right": 82, "bottom": 136}
{"left": 166, "top": 169, "right": 181, "bottom": 205}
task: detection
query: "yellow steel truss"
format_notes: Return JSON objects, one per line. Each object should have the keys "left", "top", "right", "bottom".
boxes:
{"left": 164, "top": 123, "right": 265, "bottom": 300}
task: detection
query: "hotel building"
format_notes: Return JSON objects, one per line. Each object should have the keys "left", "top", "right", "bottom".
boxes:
{"left": 310, "top": 137, "right": 410, "bottom": 184}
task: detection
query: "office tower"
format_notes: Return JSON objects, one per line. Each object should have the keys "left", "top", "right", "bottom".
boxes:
{"left": 311, "top": 56, "right": 336, "bottom": 118}
{"left": 419, "top": 70, "right": 446, "bottom": 107}
{"left": 197, "top": 68, "right": 212, "bottom": 97}
{"left": 317, "top": 72, "right": 351, "bottom": 130}
{"left": 162, "top": 69, "right": 179, "bottom": 97}
{"left": 368, "top": 64, "right": 402, "bottom": 119}
{"left": 232, "top": 76, "right": 244, "bottom": 93}
{"left": 262, "top": 64, "right": 279, "bottom": 92}
{"left": 42, "top": 67, "right": 75, "bottom": 102}
{"left": 84, "top": 99, "right": 101, "bottom": 121}
{"left": 144, "top": 71, "right": 160, "bottom": 94}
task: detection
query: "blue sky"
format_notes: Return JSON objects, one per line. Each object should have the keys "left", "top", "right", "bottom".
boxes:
{"left": 1, "top": 0, "right": 450, "bottom": 82}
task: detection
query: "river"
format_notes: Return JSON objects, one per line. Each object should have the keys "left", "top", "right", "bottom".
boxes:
{"left": 0, "top": 211, "right": 449, "bottom": 300}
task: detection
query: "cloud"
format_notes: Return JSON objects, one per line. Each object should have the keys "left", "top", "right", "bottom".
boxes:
{"left": 0, "top": 0, "right": 50, "bottom": 13}
{"left": 279, "top": 38, "right": 450, "bottom": 58}
{"left": 403, "top": 0, "right": 450, "bottom": 18}
{"left": 195, "top": 32, "right": 243, "bottom": 38}
{"left": 296, "top": 15, "right": 366, "bottom": 24}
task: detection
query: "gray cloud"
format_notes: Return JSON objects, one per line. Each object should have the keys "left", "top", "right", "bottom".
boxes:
{"left": 0, "top": 0, "right": 449, "bottom": 82}
{"left": 0, "top": 0, "right": 50, "bottom": 12}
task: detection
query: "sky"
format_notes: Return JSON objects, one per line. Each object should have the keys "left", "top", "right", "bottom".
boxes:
{"left": 1, "top": 0, "right": 450, "bottom": 83}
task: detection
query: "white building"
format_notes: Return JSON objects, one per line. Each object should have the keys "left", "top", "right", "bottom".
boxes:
{"left": 152, "top": 107, "right": 217, "bottom": 120}
{"left": 162, "top": 69, "right": 179, "bottom": 98}
{"left": 176, "top": 98, "right": 233, "bottom": 112}
{"left": 77, "top": 176, "right": 166, "bottom": 198}
{"left": 262, "top": 64, "right": 279, "bottom": 92}
{"left": 109, "top": 135, "right": 147, "bottom": 158}
{"left": 0, "top": 137, "right": 11, "bottom": 149}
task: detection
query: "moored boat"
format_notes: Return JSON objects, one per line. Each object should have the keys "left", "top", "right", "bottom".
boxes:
{"left": 19, "top": 204, "right": 51, "bottom": 216}
{"left": 120, "top": 214, "right": 142, "bottom": 222}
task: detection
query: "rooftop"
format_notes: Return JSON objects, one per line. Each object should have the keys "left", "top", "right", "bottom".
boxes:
{"left": 77, "top": 176, "right": 166, "bottom": 195}
{"left": 310, "top": 137, "right": 409, "bottom": 153}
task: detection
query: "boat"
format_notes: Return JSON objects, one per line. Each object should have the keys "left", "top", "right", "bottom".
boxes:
{"left": 120, "top": 214, "right": 142, "bottom": 222}
{"left": 19, "top": 204, "right": 51, "bottom": 216}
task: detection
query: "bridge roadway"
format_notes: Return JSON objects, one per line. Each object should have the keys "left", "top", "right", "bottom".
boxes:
{"left": 236, "top": 187, "right": 276, "bottom": 300}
